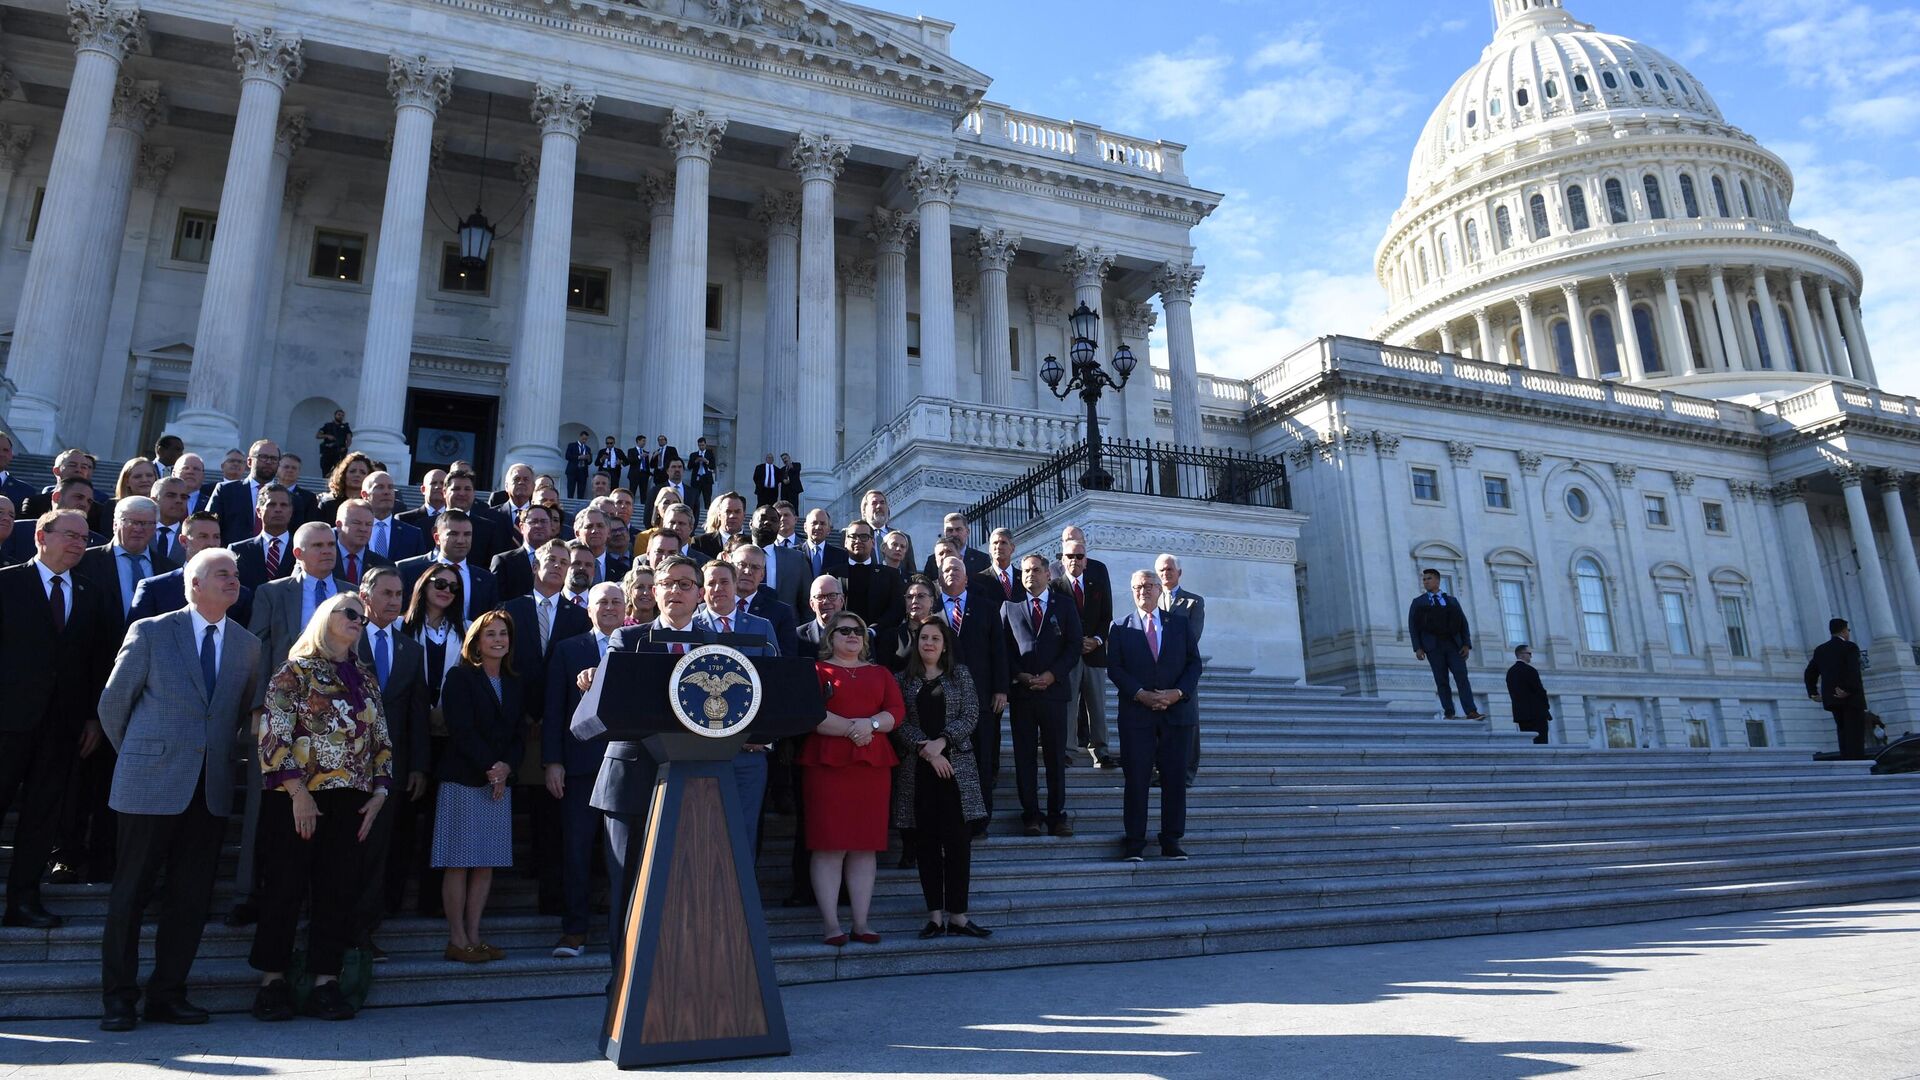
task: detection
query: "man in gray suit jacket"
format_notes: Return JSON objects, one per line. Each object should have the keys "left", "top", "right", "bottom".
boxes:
{"left": 96, "top": 548, "right": 262, "bottom": 1030}
{"left": 1156, "top": 553, "right": 1206, "bottom": 785}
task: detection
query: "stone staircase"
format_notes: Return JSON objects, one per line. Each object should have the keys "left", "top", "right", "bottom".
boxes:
{"left": 3, "top": 668, "right": 1916, "bottom": 1019}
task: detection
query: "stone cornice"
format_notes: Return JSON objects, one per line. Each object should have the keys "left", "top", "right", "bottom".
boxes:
{"left": 956, "top": 151, "right": 1218, "bottom": 226}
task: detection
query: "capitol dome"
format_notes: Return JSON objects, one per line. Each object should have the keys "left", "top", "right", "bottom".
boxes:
{"left": 1372, "top": 0, "right": 1879, "bottom": 397}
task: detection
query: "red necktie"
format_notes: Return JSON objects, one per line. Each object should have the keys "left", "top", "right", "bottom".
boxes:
{"left": 1030, "top": 599, "right": 1043, "bottom": 632}
{"left": 1000, "top": 570, "right": 1011, "bottom": 596}
{"left": 265, "top": 538, "right": 281, "bottom": 576}
{"left": 1073, "top": 579, "right": 1084, "bottom": 610}
{"left": 344, "top": 551, "right": 359, "bottom": 583}
{"left": 718, "top": 615, "right": 731, "bottom": 633}
{"left": 671, "top": 642, "right": 686, "bottom": 655}
{"left": 949, "top": 600, "right": 963, "bottom": 632}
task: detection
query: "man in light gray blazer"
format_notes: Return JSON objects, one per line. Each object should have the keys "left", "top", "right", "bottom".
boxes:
{"left": 97, "top": 548, "right": 262, "bottom": 1031}
{"left": 1156, "top": 553, "right": 1206, "bottom": 785}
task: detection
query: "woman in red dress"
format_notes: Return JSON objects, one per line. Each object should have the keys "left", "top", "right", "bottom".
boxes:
{"left": 800, "top": 611, "right": 903, "bottom": 946}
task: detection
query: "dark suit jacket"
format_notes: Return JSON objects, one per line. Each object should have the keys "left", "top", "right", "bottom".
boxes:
{"left": 776, "top": 462, "right": 803, "bottom": 506}
{"left": 1001, "top": 586, "right": 1082, "bottom": 704}
{"left": 436, "top": 664, "right": 527, "bottom": 787}
{"left": 743, "top": 590, "right": 801, "bottom": 660}
{"left": 593, "top": 446, "right": 625, "bottom": 477}
{"left": 945, "top": 585, "right": 1010, "bottom": 705}
{"left": 1165, "top": 588, "right": 1206, "bottom": 643}
{"left": 130, "top": 568, "right": 255, "bottom": 629}
{"left": 544, "top": 631, "right": 610, "bottom": 775}
{"left": 799, "top": 540, "right": 849, "bottom": 580}
{"left": 686, "top": 450, "right": 714, "bottom": 492}
{"left": 1804, "top": 637, "right": 1866, "bottom": 712}
{"left": 283, "top": 485, "right": 319, "bottom": 530}
{"left": 751, "top": 462, "right": 782, "bottom": 506}
{"left": 372, "top": 516, "right": 428, "bottom": 563}
{"left": 394, "top": 555, "right": 498, "bottom": 620}
{"left": 74, "top": 544, "right": 180, "bottom": 631}
{"left": 564, "top": 441, "right": 592, "bottom": 477}
{"left": 499, "top": 592, "right": 592, "bottom": 722}
{"left": 975, "top": 565, "right": 1026, "bottom": 604}
{"left": 1107, "top": 609, "right": 1202, "bottom": 727}
{"left": 689, "top": 530, "right": 739, "bottom": 560}
{"left": 490, "top": 545, "right": 539, "bottom": 603}
{"left": 1408, "top": 591, "right": 1469, "bottom": 653}
{"left": 210, "top": 478, "right": 267, "bottom": 546}
{"left": 1506, "top": 661, "right": 1551, "bottom": 722}
{"left": 392, "top": 505, "right": 440, "bottom": 539}
{"left": 25, "top": 489, "right": 111, "bottom": 535}
{"left": 929, "top": 546, "right": 994, "bottom": 580}
{"left": 330, "top": 543, "right": 393, "bottom": 587}
{"left": 0, "top": 472, "right": 34, "bottom": 512}
{"left": 230, "top": 533, "right": 296, "bottom": 592}
{"left": 648, "top": 446, "right": 680, "bottom": 486}
{"left": 842, "top": 562, "right": 906, "bottom": 630}
{"left": 357, "top": 624, "right": 431, "bottom": 781}
{"left": 0, "top": 528, "right": 35, "bottom": 566}
{"left": 589, "top": 621, "right": 722, "bottom": 815}
{"left": 1061, "top": 561, "right": 1113, "bottom": 666}
{"left": 0, "top": 562, "right": 115, "bottom": 734}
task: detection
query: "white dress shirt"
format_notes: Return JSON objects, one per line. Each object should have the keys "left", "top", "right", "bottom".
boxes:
{"left": 33, "top": 558, "right": 73, "bottom": 621}
{"left": 190, "top": 607, "right": 227, "bottom": 676}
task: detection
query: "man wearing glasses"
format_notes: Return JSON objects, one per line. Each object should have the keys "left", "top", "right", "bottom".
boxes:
{"left": 0, "top": 510, "right": 115, "bottom": 928}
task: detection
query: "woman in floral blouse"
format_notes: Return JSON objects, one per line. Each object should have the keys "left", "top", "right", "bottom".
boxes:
{"left": 250, "top": 592, "right": 393, "bottom": 1023}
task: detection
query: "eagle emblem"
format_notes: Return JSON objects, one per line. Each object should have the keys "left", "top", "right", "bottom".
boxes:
{"left": 684, "top": 669, "right": 754, "bottom": 722}
{"left": 668, "top": 645, "right": 764, "bottom": 738}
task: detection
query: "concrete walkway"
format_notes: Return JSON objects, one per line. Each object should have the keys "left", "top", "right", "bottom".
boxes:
{"left": 3, "top": 900, "right": 1916, "bottom": 1079}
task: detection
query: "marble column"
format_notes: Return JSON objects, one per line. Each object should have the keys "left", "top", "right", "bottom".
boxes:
{"left": 241, "top": 112, "right": 308, "bottom": 438}
{"left": 637, "top": 172, "right": 675, "bottom": 439}
{"left": 59, "top": 76, "right": 160, "bottom": 431}
{"left": 906, "top": 156, "right": 959, "bottom": 402}
{"left": 1785, "top": 271, "right": 1828, "bottom": 376}
{"left": 1815, "top": 280, "right": 1854, "bottom": 379}
{"left": 868, "top": 207, "right": 915, "bottom": 430}
{"left": 1835, "top": 462, "right": 1902, "bottom": 649}
{"left": 972, "top": 229, "right": 1019, "bottom": 407}
{"left": 1027, "top": 286, "right": 1067, "bottom": 411}
{"left": 1437, "top": 323, "right": 1456, "bottom": 355}
{"left": 659, "top": 108, "right": 727, "bottom": 448}
{"left": 1730, "top": 274, "right": 1763, "bottom": 369}
{"left": 1707, "top": 266, "right": 1746, "bottom": 372}
{"left": 172, "top": 25, "right": 303, "bottom": 461}
{"left": 1878, "top": 471, "right": 1920, "bottom": 644}
{"left": 1560, "top": 282, "right": 1595, "bottom": 378}
{"left": 1774, "top": 480, "right": 1834, "bottom": 652}
{"left": 1660, "top": 268, "right": 1692, "bottom": 374}
{"left": 5, "top": 1, "right": 145, "bottom": 452}
{"left": 499, "top": 82, "right": 594, "bottom": 475}
{"left": 0, "top": 124, "right": 35, "bottom": 251}
{"left": 93, "top": 145, "right": 172, "bottom": 451}
{"left": 352, "top": 55, "right": 453, "bottom": 480}
{"left": 1752, "top": 266, "right": 1792, "bottom": 372}
{"left": 1609, "top": 273, "right": 1645, "bottom": 380}
{"left": 1154, "top": 262, "right": 1205, "bottom": 447}
{"left": 755, "top": 189, "right": 800, "bottom": 457}
{"left": 1838, "top": 293, "right": 1876, "bottom": 386}
{"left": 1473, "top": 308, "right": 1494, "bottom": 363}
{"left": 790, "top": 133, "right": 847, "bottom": 493}
{"left": 1516, "top": 293, "right": 1544, "bottom": 371}
{"left": 1691, "top": 279, "right": 1728, "bottom": 371}
{"left": 618, "top": 225, "right": 650, "bottom": 442}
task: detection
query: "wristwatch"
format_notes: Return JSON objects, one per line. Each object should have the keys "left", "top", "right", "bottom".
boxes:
{"left": 869, "top": 718, "right": 881, "bottom": 733}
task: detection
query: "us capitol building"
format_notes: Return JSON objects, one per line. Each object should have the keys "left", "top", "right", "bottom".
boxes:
{"left": 0, "top": 0, "right": 1912, "bottom": 748}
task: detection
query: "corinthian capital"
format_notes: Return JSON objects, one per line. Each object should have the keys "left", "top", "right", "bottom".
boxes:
{"left": 905, "top": 155, "right": 960, "bottom": 205}
{"left": 866, "top": 207, "right": 917, "bottom": 255}
{"left": 1065, "top": 246, "right": 1115, "bottom": 291}
{"left": 274, "top": 107, "right": 309, "bottom": 158}
{"left": 662, "top": 107, "right": 726, "bottom": 161}
{"left": 1829, "top": 461, "right": 1865, "bottom": 488}
{"left": 789, "top": 132, "right": 848, "bottom": 183}
{"left": 233, "top": 25, "right": 305, "bottom": 88}
{"left": 971, "top": 229, "right": 1019, "bottom": 273}
{"left": 0, "top": 123, "right": 34, "bottom": 171}
{"left": 134, "top": 145, "right": 174, "bottom": 191}
{"left": 108, "top": 76, "right": 164, "bottom": 136}
{"left": 638, "top": 171, "right": 675, "bottom": 215}
{"left": 1152, "top": 261, "right": 1204, "bottom": 304}
{"left": 754, "top": 189, "right": 802, "bottom": 235}
{"left": 70, "top": 1, "right": 148, "bottom": 61}
{"left": 531, "top": 82, "right": 595, "bottom": 139}
{"left": 388, "top": 54, "right": 453, "bottom": 113}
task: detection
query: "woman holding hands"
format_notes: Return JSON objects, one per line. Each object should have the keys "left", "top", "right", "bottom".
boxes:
{"left": 893, "top": 618, "right": 990, "bottom": 939}
{"left": 432, "top": 609, "right": 524, "bottom": 963}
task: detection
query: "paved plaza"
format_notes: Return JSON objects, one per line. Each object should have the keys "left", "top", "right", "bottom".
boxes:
{"left": 2, "top": 900, "right": 1915, "bottom": 1079}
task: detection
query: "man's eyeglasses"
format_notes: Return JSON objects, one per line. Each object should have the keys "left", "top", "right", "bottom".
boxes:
{"left": 1062, "top": 553, "right": 1087, "bottom": 560}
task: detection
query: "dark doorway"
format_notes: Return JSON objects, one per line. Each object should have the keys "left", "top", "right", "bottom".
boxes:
{"left": 404, "top": 388, "right": 498, "bottom": 484}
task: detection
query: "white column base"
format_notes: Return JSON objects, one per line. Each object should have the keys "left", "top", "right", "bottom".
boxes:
{"left": 351, "top": 425, "right": 414, "bottom": 483}
{"left": 170, "top": 407, "right": 243, "bottom": 465}
{"left": 801, "top": 466, "right": 840, "bottom": 512}
{"left": 5, "top": 393, "right": 63, "bottom": 454}
{"left": 501, "top": 441, "right": 566, "bottom": 481}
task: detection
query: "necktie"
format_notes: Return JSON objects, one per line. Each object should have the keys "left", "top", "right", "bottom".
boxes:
{"left": 49, "top": 574, "right": 67, "bottom": 634}
{"left": 1073, "top": 578, "right": 1085, "bottom": 610}
{"left": 120, "top": 551, "right": 146, "bottom": 614}
{"left": 313, "top": 576, "right": 330, "bottom": 608}
{"left": 1146, "top": 617, "right": 1160, "bottom": 661}
{"left": 1431, "top": 593, "right": 1441, "bottom": 607}
{"left": 1030, "top": 598, "right": 1043, "bottom": 633}
{"left": 265, "top": 538, "right": 282, "bottom": 576}
{"left": 572, "top": 594, "right": 586, "bottom": 608}
{"left": 373, "top": 520, "right": 388, "bottom": 557}
{"left": 949, "top": 599, "right": 963, "bottom": 632}
{"left": 539, "top": 596, "right": 554, "bottom": 653}
{"left": 737, "top": 597, "right": 750, "bottom": 617}
{"left": 344, "top": 551, "right": 359, "bottom": 583}
{"left": 1001, "top": 570, "right": 1011, "bottom": 597}
{"left": 810, "top": 545, "right": 822, "bottom": 576}
{"left": 155, "top": 526, "right": 172, "bottom": 562}
{"left": 374, "top": 628, "right": 391, "bottom": 691}
{"left": 718, "top": 615, "right": 731, "bottom": 633}
{"left": 671, "top": 642, "right": 686, "bottom": 655}
{"left": 201, "top": 624, "right": 219, "bottom": 690}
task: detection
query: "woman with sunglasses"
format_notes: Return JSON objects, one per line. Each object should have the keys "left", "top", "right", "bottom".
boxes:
{"left": 892, "top": 617, "right": 990, "bottom": 939}
{"left": 799, "top": 611, "right": 902, "bottom": 946}
{"left": 251, "top": 593, "right": 393, "bottom": 1022}
{"left": 432, "top": 609, "right": 524, "bottom": 962}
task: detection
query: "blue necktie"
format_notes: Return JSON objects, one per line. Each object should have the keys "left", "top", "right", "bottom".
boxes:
{"left": 120, "top": 551, "right": 146, "bottom": 615}
{"left": 314, "top": 576, "right": 330, "bottom": 608}
{"left": 811, "top": 545, "right": 822, "bottom": 576}
{"left": 200, "top": 624, "right": 218, "bottom": 692}
{"left": 374, "top": 627, "right": 391, "bottom": 691}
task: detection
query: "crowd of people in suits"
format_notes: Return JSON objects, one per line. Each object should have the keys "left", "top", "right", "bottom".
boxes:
{"left": 0, "top": 426, "right": 1212, "bottom": 1032}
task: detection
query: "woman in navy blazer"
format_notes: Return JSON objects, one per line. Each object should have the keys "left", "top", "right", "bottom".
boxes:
{"left": 432, "top": 610, "right": 525, "bottom": 963}
{"left": 1106, "top": 570, "right": 1203, "bottom": 862}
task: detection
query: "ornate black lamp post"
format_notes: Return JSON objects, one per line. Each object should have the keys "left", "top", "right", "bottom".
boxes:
{"left": 1041, "top": 301, "right": 1136, "bottom": 491}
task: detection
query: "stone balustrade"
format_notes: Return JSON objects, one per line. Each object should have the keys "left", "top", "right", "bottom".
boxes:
{"left": 963, "top": 101, "right": 1186, "bottom": 181}
{"left": 837, "top": 396, "right": 1087, "bottom": 498}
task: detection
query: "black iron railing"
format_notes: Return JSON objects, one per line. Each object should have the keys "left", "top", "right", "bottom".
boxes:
{"left": 965, "top": 439, "right": 1290, "bottom": 536}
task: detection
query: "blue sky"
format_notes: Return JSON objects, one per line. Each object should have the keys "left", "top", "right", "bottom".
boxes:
{"left": 868, "top": 0, "right": 1920, "bottom": 391}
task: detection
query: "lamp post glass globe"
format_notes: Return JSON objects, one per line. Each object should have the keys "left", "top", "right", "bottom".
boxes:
{"left": 1112, "top": 343, "right": 1137, "bottom": 378}
{"left": 1068, "top": 301, "right": 1099, "bottom": 345}
{"left": 1041, "top": 353, "right": 1064, "bottom": 389}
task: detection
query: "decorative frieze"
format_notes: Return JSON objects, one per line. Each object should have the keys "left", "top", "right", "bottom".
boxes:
{"left": 1446, "top": 440, "right": 1475, "bottom": 465}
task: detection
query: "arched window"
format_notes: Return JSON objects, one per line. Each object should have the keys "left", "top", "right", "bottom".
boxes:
{"left": 1601, "top": 70, "right": 1618, "bottom": 90}
{"left": 1544, "top": 78, "right": 1559, "bottom": 98}
{"left": 1437, "top": 234, "right": 1452, "bottom": 273}
{"left": 1494, "top": 206, "right": 1514, "bottom": 251}
{"left": 1747, "top": 301, "right": 1774, "bottom": 368}
{"left": 1573, "top": 72, "right": 1590, "bottom": 93}
{"left": 1679, "top": 173, "right": 1701, "bottom": 218}
{"left": 1575, "top": 556, "right": 1615, "bottom": 652}
{"left": 1633, "top": 305, "right": 1664, "bottom": 373}
{"left": 1604, "top": 178, "right": 1629, "bottom": 223}
{"left": 1551, "top": 317, "right": 1578, "bottom": 376}
{"left": 1418, "top": 248, "right": 1430, "bottom": 286}
{"left": 1738, "top": 179, "right": 1754, "bottom": 216}
{"left": 1654, "top": 72, "right": 1669, "bottom": 91}
{"left": 1628, "top": 70, "right": 1645, "bottom": 89}
{"left": 1681, "top": 299, "right": 1708, "bottom": 370}
{"left": 1778, "top": 304, "right": 1802, "bottom": 370}
{"left": 1567, "top": 185, "right": 1590, "bottom": 230}
{"left": 1464, "top": 219, "right": 1482, "bottom": 263}
{"left": 1490, "top": 97, "right": 1503, "bottom": 117}
{"left": 1529, "top": 194, "right": 1552, "bottom": 240}
{"left": 1711, "top": 176, "right": 1731, "bottom": 217}
{"left": 1590, "top": 311, "right": 1620, "bottom": 376}
{"left": 1467, "top": 108, "right": 1477, "bottom": 129}
{"left": 1643, "top": 174, "right": 1667, "bottom": 219}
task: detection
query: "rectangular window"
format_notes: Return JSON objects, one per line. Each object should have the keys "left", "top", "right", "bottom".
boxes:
{"left": 1009, "top": 327, "right": 1021, "bottom": 373}
{"left": 1497, "top": 580, "right": 1531, "bottom": 647}
{"left": 309, "top": 229, "right": 366, "bottom": 283}
{"left": 1744, "top": 715, "right": 1770, "bottom": 747}
{"left": 1411, "top": 467, "right": 1440, "bottom": 503}
{"left": 1644, "top": 493, "right": 1669, "bottom": 527}
{"left": 439, "top": 243, "right": 489, "bottom": 294}
{"left": 1483, "top": 475, "right": 1512, "bottom": 510}
{"left": 906, "top": 312, "right": 922, "bottom": 358}
{"left": 1720, "top": 595, "right": 1750, "bottom": 657}
{"left": 26, "top": 187, "right": 45, "bottom": 242}
{"left": 1702, "top": 500, "right": 1727, "bottom": 534}
{"left": 173, "top": 209, "right": 218, "bottom": 264}
{"left": 568, "top": 265, "right": 611, "bottom": 315}
{"left": 705, "top": 284, "right": 723, "bottom": 331}
{"left": 1661, "top": 591, "right": 1692, "bottom": 656}
{"left": 1685, "top": 716, "right": 1711, "bottom": 748}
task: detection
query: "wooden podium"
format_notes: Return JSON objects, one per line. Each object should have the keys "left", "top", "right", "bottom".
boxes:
{"left": 571, "top": 643, "right": 824, "bottom": 1069}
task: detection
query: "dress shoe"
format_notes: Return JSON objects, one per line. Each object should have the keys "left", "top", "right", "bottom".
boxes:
{"left": 3, "top": 902, "right": 62, "bottom": 929}
{"left": 1048, "top": 817, "right": 1074, "bottom": 838}
{"left": 251, "top": 979, "right": 295, "bottom": 1022}
{"left": 224, "top": 899, "right": 258, "bottom": 928}
{"left": 1095, "top": 755, "right": 1120, "bottom": 769}
{"left": 357, "top": 936, "right": 389, "bottom": 963}
{"left": 446, "top": 943, "right": 488, "bottom": 964}
{"left": 476, "top": 941, "right": 505, "bottom": 960}
{"left": 918, "top": 921, "right": 946, "bottom": 939}
{"left": 851, "top": 930, "right": 882, "bottom": 944}
{"left": 1465, "top": 711, "right": 1487, "bottom": 721}
{"left": 1121, "top": 843, "right": 1146, "bottom": 863}
{"left": 99, "top": 999, "right": 138, "bottom": 1032}
{"left": 1161, "top": 842, "right": 1190, "bottom": 861}
{"left": 1022, "top": 820, "right": 1044, "bottom": 837}
{"left": 305, "top": 980, "right": 356, "bottom": 1021}
{"left": 822, "top": 933, "right": 849, "bottom": 947}
{"left": 552, "top": 935, "right": 587, "bottom": 959}
{"left": 45, "top": 862, "right": 80, "bottom": 885}
{"left": 946, "top": 920, "right": 992, "bottom": 939}
{"left": 144, "top": 996, "right": 211, "bottom": 1025}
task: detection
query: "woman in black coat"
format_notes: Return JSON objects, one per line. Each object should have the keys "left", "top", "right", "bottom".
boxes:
{"left": 431, "top": 609, "right": 525, "bottom": 963}
{"left": 877, "top": 576, "right": 941, "bottom": 674}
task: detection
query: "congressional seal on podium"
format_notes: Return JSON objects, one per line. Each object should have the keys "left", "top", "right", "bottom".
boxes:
{"left": 668, "top": 645, "right": 764, "bottom": 738}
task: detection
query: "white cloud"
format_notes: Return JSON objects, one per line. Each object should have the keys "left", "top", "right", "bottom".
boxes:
{"left": 1827, "top": 94, "right": 1920, "bottom": 137}
{"left": 1180, "top": 268, "right": 1386, "bottom": 381}
{"left": 1247, "top": 36, "right": 1323, "bottom": 71}
{"left": 1116, "top": 46, "right": 1233, "bottom": 122}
